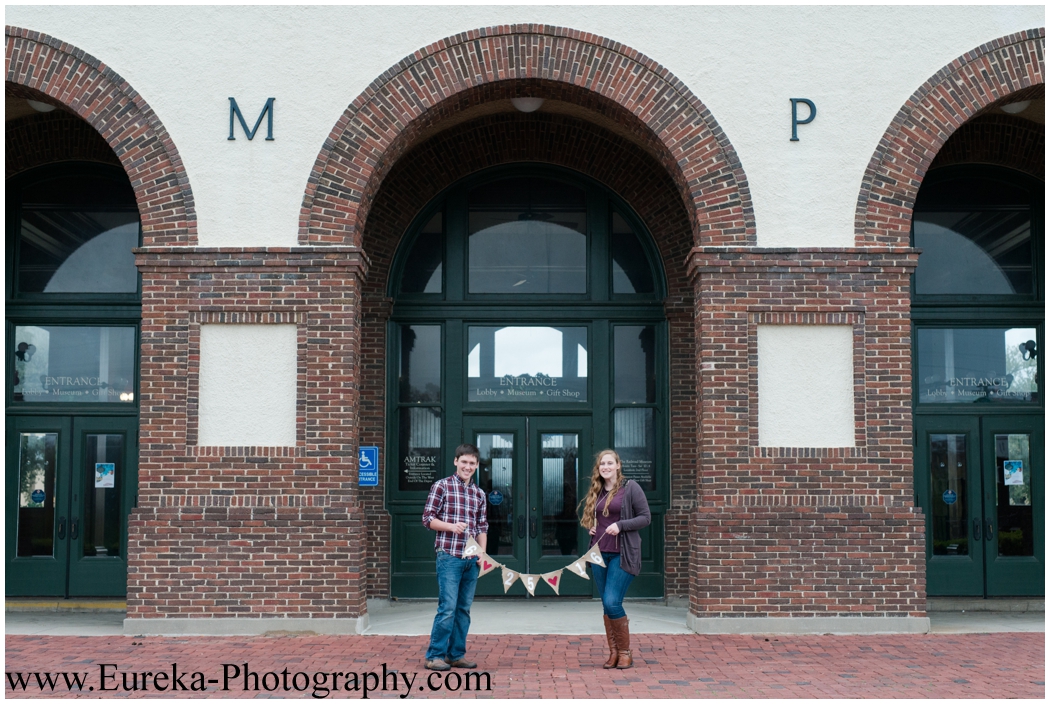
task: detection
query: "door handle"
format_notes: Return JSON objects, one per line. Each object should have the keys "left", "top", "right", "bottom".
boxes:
{"left": 517, "top": 515, "right": 525, "bottom": 538}
{"left": 529, "top": 516, "right": 537, "bottom": 539}
{"left": 984, "top": 518, "right": 993, "bottom": 542}
{"left": 57, "top": 517, "right": 66, "bottom": 540}
{"left": 972, "top": 518, "right": 981, "bottom": 542}
{"left": 70, "top": 518, "right": 79, "bottom": 541}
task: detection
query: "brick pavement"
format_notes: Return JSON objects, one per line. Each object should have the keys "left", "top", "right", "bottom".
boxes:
{"left": 5, "top": 632, "right": 1044, "bottom": 698}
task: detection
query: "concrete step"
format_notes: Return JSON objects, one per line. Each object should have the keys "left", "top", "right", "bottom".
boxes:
{"left": 6, "top": 598, "right": 126, "bottom": 613}
{"left": 926, "top": 597, "right": 1043, "bottom": 612}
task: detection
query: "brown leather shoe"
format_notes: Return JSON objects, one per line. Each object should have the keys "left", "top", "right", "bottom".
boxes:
{"left": 602, "top": 614, "right": 619, "bottom": 668}
{"left": 424, "top": 658, "right": 451, "bottom": 671}
{"left": 446, "top": 658, "right": 477, "bottom": 669}
{"left": 610, "top": 616, "right": 632, "bottom": 669}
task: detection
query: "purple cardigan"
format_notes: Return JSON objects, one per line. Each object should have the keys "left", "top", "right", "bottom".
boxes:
{"left": 588, "top": 479, "right": 651, "bottom": 576}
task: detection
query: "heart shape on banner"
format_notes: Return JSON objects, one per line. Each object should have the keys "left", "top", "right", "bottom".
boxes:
{"left": 483, "top": 560, "right": 494, "bottom": 571}
{"left": 547, "top": 575, "right": 558, "bottom": 586}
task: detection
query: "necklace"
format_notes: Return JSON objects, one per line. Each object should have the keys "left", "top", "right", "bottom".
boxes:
{"left": 599, "top": 486, "right": 615, "bottom": 517}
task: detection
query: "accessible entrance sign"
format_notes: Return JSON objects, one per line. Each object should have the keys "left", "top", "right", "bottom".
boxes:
{"left": 358, "top": 446, "right": 379, "bottom": 486}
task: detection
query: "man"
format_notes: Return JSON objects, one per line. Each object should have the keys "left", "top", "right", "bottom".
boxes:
{"left": 421, "top": 443, "right": 488, "bottom": 671}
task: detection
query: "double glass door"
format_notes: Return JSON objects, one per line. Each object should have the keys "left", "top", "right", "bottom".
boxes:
{"left": 6, "top": 415, "right": 136, "bottom": 596}
{"left": 465, "top": 415, "right": 591, "bottom": 596}
{"left": 917, "top": 415, "right": 1043, "bottom": 596}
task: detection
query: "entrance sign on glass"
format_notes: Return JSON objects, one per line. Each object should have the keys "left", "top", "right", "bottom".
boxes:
{"left": 12, "top": 325, "right": 136, "bottom": 403}
{"left": 467, "top": 326, "right": 587, "bottom": 402}
{"left": 917, "top": 327, "right": 1038, "bottom": 403}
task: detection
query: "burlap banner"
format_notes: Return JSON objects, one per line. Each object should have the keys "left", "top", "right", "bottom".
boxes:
{"left": 463, "top": 537, "right": 604, "bottom": 595}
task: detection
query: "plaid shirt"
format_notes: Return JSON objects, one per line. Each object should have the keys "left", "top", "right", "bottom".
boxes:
{"left": 422, "top": 474, "right": 489, "bottom": 558}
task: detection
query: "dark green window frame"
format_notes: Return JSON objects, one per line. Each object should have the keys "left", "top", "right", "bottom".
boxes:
{"left": 386, "top": 164, "right": 670, "bottom": 507}
{"left": 912, "top": 164, "right": 1044, "bottom": 416}
{"left": 6, "top": 162, "right": 142, "bottom": 415}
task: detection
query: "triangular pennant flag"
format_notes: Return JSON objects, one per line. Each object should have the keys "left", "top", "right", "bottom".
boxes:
{"left": 583, "top": 547, "right": 606, "bottom": 567}
{"left": 476, "top": 553, "right": 500, "bottom": 577}
{"left": 566, "top": 556, "right": 590, "bottom": 580}
{"left": 541, "top": 570, "right": 563, "bottom": 595}
{"left": 500, "top": 567, "right": 519, "bottom": 593}
{"left": 520, "top": 574, "right": 539, "bottom": 596}
{"left": 463, "top": 536, "right": 484, "bottom": 558}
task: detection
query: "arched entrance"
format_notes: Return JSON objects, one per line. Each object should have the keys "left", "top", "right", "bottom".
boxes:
{"left": 311, "top": 27, "right": 752, "bottom": 604}
{"left": 911, "top": 160, "right": 1044, "bottom": 598}
{"left": 6, "top": 159, "right": 140, "bottom": 597}
{"left": 6, "top": 28, "right": 193, "bottom": 600}
{"left": 386, "top": 165, "right": 668, "bottom": 597}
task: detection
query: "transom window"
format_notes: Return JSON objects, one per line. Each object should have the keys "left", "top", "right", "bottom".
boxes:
{"left": 396, "top": 170, "right": 658, "bottom": 300}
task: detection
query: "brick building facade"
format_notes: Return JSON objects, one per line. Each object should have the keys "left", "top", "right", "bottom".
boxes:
{"left": 5, "top": 10, "right": 1044, "bottom": 635}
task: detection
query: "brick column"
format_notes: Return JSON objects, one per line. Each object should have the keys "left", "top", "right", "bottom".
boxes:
{"left": 125, "top": 247, "right": 369, "bottom": 636}
{"left": 687, "top": 247, "right": 929, "bottom": 635}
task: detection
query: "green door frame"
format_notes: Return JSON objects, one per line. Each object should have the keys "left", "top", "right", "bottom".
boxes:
{"left": 6, "top": 415, "right": 136, "bottom": 596}
{"left": 386, "top": 165, "right": 669, "bottom": 598}
{"left": 464, "top": 414, "right": 594, "bottom": 597}
{"left": 7, "top": 162, "right": 143, "bottom": 598}
{"left": 910, "top": 164, "right": 1044, "bottom": 597}
{"left": 982, "top": 415, "right": 1044, "bottom": 596}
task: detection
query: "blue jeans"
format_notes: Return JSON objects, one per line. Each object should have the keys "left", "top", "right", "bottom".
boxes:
{"left": 591, "top": 552, "right": 634, "bottom": 619}
{"left": 425, "top": 550, "right": 479, "bottom": 661}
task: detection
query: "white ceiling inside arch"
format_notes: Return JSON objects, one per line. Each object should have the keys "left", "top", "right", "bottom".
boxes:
{"left": 6, "top": 6, "right": 1043, "bottom": 248}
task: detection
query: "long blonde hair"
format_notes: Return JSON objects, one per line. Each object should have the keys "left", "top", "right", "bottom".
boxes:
{"left": 579, "top": 449, "right": 624, "bottom": 530}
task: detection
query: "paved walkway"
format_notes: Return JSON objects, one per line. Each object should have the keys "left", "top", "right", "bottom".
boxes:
{"left": 5, "top": 603, "right": 1044, "bottom": 698}
{"left": 5, "top": 631, "right": 1044, "bottom": 698}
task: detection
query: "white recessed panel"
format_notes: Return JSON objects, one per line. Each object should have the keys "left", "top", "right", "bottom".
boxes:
{"left": 198, "top": 324, "right": 297, "bottom": 446}
{"left": 758, "top": 325, "right": 855, "bottom": 447}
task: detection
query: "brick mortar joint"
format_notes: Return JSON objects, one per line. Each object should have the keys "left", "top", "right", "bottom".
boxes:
{"left": 686, "top": 250, "right": 920, "bottom": 280}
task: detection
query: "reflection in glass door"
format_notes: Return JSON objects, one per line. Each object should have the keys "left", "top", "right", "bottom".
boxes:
{"left": 917, "top": 416, "right": 1044, "bottom": 596}
{"left": 466, "top": 416, "right": 590, "bottom": 596}
{"left": 6, "top": 416, "right": 136, "bottom": 596}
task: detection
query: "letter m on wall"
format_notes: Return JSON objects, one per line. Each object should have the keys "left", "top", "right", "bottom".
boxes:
{"left": 228, "top": 97, "right": 275, "bottom": 140}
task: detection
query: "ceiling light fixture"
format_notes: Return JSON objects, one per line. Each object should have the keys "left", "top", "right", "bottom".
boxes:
{"left": 511, "top": 97, "right": 545, "bottom": 113}
{"left": 26, "top": 99, "right": 57, "bottom": 113}
{"left": 1000, "top": 100, "right": 1031, "bottom": 114}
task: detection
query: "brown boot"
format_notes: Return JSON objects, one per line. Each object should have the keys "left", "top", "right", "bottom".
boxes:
{"left": 610, "top": 616, "right": 632, "bottom": 669}
{"left": 602, "top": 615, "right": 619, "bottom": 668}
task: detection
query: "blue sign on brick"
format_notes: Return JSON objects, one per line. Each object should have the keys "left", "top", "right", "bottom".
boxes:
{"left": 358, "top": 446, "right": 379, "bottom": 486}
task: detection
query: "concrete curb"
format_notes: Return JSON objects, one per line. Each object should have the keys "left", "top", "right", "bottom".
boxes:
{"left": 123, "top": 616, "right": 369, "bottom": 637}
{"left": 687, "top": 613, "right": 931, "bottom": 635}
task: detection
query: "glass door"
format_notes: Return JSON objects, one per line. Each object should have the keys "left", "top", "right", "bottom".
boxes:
{"left": 6, "top": 415, "right": 136, "bottom": 596}
{"left": 465, "top": 415, "right": 591, "bottom": 596}
{"left": 917, "top": 415, "right": 1044, "bottom": 596}
{"left": 7, "top": 416, "right": 70, "bottom": 596}
{"left": 983, "top": 416, "right": 1043, "bottom": 596}
{"left": 916, "top": 416, "right": 983, "bottom": 595}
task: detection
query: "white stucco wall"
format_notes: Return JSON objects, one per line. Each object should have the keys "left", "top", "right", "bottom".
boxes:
{"left": 7, "top": 6, "right": 1043, "bottom": 248}
{"left": 757, "top": 325, "right": 855, "bottom": 447}
{"left": 198, "top": 324, "right": 297, "bottom": 447}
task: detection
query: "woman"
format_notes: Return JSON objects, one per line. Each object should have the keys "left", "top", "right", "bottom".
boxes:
{"left": 579, "top": 449, "right": 651, "bottom": 669}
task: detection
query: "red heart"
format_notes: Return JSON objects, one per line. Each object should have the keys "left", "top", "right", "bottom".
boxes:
{"left": 547, "top": 576, "right": 558, "bottom": 586}
{"left": 482, "top": 561, "right": 493, "bottom": 571}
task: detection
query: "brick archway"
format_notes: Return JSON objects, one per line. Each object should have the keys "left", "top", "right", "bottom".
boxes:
{"left": 300, "top": 24, "right": 753, "bottom": 249}
{"left": 855, "top": 29, "right": 1044, "bottom": 247}
{"left": 6, "top": 26, "right": 196, "bottom": 245}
